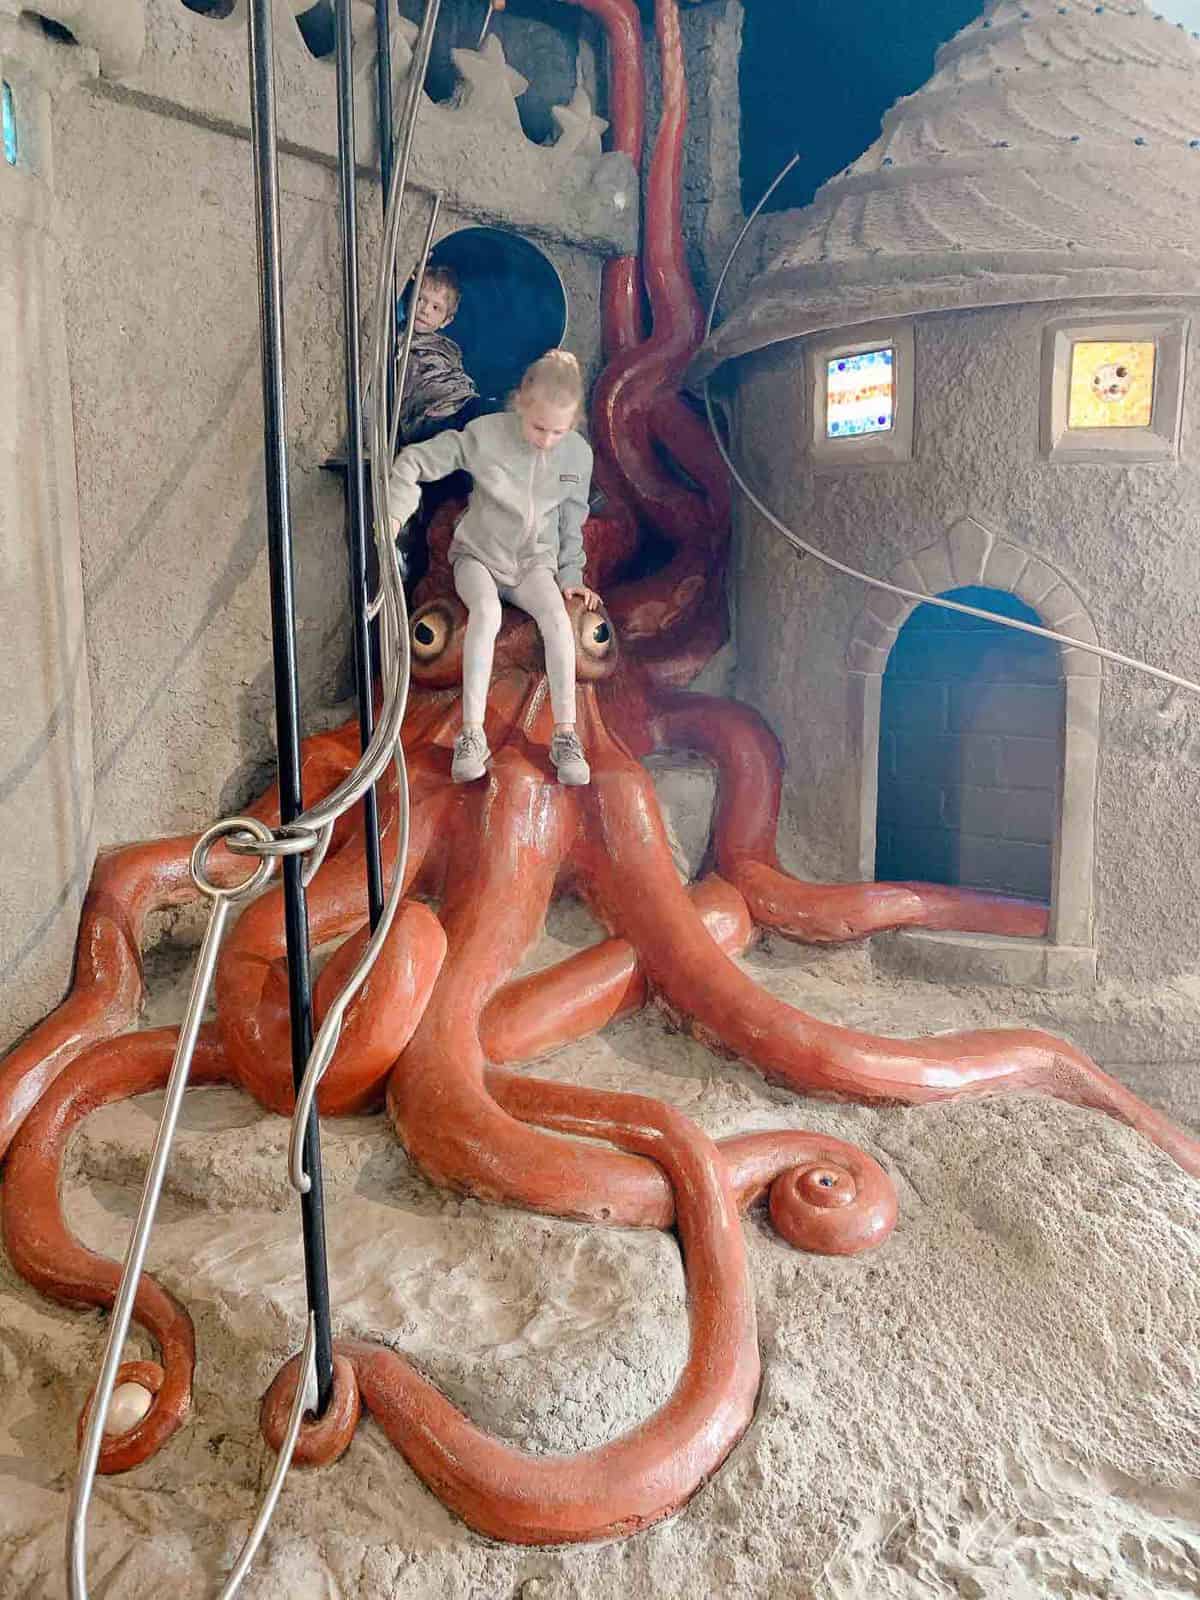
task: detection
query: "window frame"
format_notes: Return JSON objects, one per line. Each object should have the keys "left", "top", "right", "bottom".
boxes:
{"left": 1041, "top": 313, "right": 1189, "bottom": 464}
{"left": 811, "top": 323, "right": 915, "bottom": 466}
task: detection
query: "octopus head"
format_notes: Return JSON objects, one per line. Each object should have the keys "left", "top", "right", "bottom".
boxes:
{"left": 407, "top": 593, "right": 620, "bottom": 692}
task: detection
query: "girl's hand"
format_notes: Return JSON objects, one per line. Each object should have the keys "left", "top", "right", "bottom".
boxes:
{"left": 564, "top": 584, "right": 602, "bottom": 612}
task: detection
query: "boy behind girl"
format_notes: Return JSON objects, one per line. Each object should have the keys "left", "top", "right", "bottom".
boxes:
{"left": 398, "top": 265, "right": 482, "bottom": 445}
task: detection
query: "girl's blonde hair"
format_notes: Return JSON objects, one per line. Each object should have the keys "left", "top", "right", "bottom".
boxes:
{"left": 516, "top": 348, "right": 584, "bottom": 413}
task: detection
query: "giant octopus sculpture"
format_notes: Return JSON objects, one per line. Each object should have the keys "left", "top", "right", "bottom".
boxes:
{"left": 2, "top": 0, "right": 1199, "bottom": 1551}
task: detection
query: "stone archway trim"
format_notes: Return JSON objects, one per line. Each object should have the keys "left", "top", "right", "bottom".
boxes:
{"left": 846, "top": 517, "right": 1100, "bottom": 678}
{"left": 844, "top": 518, "right": 1099, "bottom": 976}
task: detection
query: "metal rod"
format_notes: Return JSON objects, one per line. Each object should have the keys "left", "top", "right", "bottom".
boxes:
{"left": 375, "top": 0, "right": 397, "bottom": 428}
{"left": 215, "top": 1315, "right": 319, "bottom": 1600}
{"left": 67, "top": 820, "right": 279, "bottom": 1600}
{"left": 240, "top": 6, "right": 446, "bottom": 854}
{"left": 390, "top": 0, "right": 442, "bottom": 283}
{"left": 291, "top": 5, "right": 444, "bottom": 1183}
{"left": 477, "top": 0, "right": 499, "bottom": 51}
{"left": 389, "top": 191, "right": 442, "bottom": 464}
{"left": 335, "top": 0, "right": 385, "bottom": 929}
{"left": 290, "top": 742, "right": 410, "bottom": 1192}
{"left": 376, "top": 0, "right": 443, "bottom": 571}
{"left": 246, "top": 0, "right": 336, "bottom": 1417}
{"left": 68, "top": 897, "right": 231, "bottom": 1599}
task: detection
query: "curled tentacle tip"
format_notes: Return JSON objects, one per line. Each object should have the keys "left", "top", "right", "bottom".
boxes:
{"left": 78, "top": 1359, "right": 168, "bottom": 1468}
{"left": 768, "top": 1158, "right": 897, "bottom": 1256}
{"left": 261, "top": 1348, "right": 360, "bottom": 1467}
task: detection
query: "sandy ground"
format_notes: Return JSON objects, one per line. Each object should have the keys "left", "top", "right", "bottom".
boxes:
{"left": 2, "top": 844, "right": 1200, "bottom": 1597}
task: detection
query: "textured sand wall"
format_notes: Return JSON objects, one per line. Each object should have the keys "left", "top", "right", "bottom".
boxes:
{"left": 0, "top": 29, "right": 96, "bottom": 1048}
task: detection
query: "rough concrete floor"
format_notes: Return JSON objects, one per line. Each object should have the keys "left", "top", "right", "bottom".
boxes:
{"left": 2, "top": 774, "right": 1199, "bottom": 1599}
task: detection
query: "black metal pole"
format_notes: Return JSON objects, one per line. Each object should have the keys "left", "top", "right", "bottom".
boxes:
{"left": 375, "top": 0, "right": 395, "bottom": 207}
{"left": 335, "top": 0, "right": 385, "bottom": 930}
{"left": 245, "top": 0, "right": 336, "bottom": 1416}
{"left": 375, "top": 0, "right": 397, "bottom": 430}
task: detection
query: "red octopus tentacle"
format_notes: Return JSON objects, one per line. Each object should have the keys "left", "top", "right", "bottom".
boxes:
{"left": 264, "top": 1081, "right": 760, "bottom": 1545}
{"left": 398, "top": 759, "right": 895, "bottom": 1255}
{"left": 653, "top": 688, "right": 1050, "bottom": 941}
{"left": 490, "top": 1069, "right": 897, "bottom": 1257}
{"left": 480, "top": 873, "right": 752, "bottom": 1062}
{"left": 578, "top": 726, "right": 1200, "bottom": 1178}
{"left": 387, "top": 746, "right": 674, "bottom": 1225}
{"left": 2, "top": 1028, "right": 232, "bottom": 1472}
{"left": 0, "top": 730, "right": 361, "bottom": 1159}
{"left": 560, "top": 0, "right": 646, "bottom": 358}
{"left": 718, "top": 1129, "right": 897, "bottom": 1257}
{"left": 641, "top": 0, "right": 701, "bottom": 351}
{"left": 0, "top": 838, "right": 192, "bottom": 1162}
{"left": 589, "top": 0, "right": 730, "bottom": 675}
{"left": 217, "top": 781, "right": 448, "bottom": 1116}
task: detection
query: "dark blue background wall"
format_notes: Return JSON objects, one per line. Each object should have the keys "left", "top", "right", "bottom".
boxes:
{"left": 740, "top": 0, "right": 981, "bottom": 212}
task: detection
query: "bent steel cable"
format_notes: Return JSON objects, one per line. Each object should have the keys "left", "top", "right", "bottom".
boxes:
{"left": 68, "top": 822, "right": 278, "bottom": 1598}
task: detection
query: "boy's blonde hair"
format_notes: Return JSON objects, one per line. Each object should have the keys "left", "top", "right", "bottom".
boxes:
{"left": 422, "top": 264, "right": 461, "bottom": 314}
{"left": 517, "top": 348, "right": 584, "bottom": 413}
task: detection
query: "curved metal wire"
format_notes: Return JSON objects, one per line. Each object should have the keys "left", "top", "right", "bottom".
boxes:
{"left": 289, "top": 7, "right": 442, "bottom": 1188}
{"left": 289, "top": 0, "right": 442, "bottom": 840}
{"left": 701, "top": 155, "right": 1200, "bottom": 702}
{"left": 389, "top": 193, "right": 443, "bottom": 467}
{"left": 68, "top": 823, "right": 278, "bottom": 1600}
{"left": 214, "top": 1315, "right": 319, "bottom": 1600}
{"left": 289, "top": 745, "right": 409, "bottom": 1191}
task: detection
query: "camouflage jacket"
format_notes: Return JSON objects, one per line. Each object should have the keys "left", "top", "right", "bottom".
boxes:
{"left": 398, "top": 332, "right": 478, "bottom": 442}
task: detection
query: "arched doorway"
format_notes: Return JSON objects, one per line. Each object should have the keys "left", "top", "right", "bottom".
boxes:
{"left": 874, "top": 586, "right": 1063, "bottom": 907}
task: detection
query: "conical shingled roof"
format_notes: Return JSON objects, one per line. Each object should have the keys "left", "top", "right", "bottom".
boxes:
{"left": 696, "top": 0, "right": 1200, "bottom": 377}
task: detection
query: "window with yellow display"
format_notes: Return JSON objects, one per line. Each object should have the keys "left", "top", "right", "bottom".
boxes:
{"left": 1067, "top": 341, "right": 1156, "bottom": 431}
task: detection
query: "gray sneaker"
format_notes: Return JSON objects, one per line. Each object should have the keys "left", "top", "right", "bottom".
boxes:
{"left": 451, "top": 727, "right": 490, "bottom": 783}
{"left": 549, "top": 729, "right": 590, "bottom": 786}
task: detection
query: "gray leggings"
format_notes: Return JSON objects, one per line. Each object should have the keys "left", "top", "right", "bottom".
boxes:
{"left": 453, "top": 556, "right": 576, "bottom": 727}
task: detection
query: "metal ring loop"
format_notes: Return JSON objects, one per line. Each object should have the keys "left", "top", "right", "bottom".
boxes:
{"left": 190, "top": 817, "right": 278, "bottom": 902}
{"left": 226, "top": 824, "right": 321, "bottom": 860}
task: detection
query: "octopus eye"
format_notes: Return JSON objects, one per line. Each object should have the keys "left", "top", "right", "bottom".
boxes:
{"left": 579, "top": 614, "right": 613, "bottom": 659}
{"left": 411, "top": 608, "right": 450, "bottom": 660}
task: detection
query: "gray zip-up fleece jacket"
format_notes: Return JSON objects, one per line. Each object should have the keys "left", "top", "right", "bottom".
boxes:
{"left": 389, "top": 411, "right": 593, "bottom": 590}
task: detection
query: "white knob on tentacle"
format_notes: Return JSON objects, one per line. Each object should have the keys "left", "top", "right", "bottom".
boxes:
{"left": 103, "top": 1381, "right": 153, "bottom": 1436}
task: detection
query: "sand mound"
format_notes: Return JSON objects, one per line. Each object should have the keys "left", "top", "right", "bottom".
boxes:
{"left": 2, "top": 930, "right": 1198, "bottom": 1599}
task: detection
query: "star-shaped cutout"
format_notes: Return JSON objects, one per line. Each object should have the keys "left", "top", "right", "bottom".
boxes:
{"left": 551, "top": 86, "right": 608, "bottom": 159}
{"left": 451, "top": 34, "right": 528, "bottom": 128}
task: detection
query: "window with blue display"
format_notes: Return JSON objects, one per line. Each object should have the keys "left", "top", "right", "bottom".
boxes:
{"left": 826, "top": 347, "right": 895, "bottom": 438}
{"left": 812, "top": 325, "right": 913, "bottom": 464}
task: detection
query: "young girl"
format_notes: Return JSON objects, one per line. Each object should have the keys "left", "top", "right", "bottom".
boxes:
{"left": 389, "top": 350, "right": 601, "bottom": 785}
